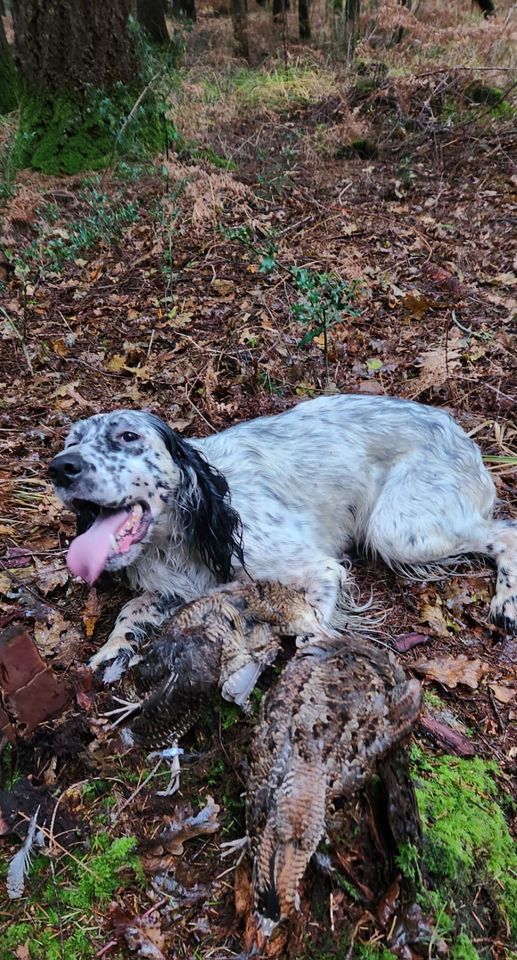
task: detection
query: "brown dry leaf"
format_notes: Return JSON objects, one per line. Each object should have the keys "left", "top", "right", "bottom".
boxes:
{"left": 0, "top": 571, "right": 13, "bottom": 595}
{"left": 0, "top": 524, "right": 16, "bottom": 536}
{"left": 418, "top": 343, "right": 461, "bottom": 381}
{"left": 34, "top": 609, "right": 82, "bottom": 665}
{"left": 211, "top": 278, "right": 236, "bottom": 298}
{"left": 34, "top": 557, "right": 69, "bottom": 595}
{"left": 111, "top": 907, "right": 166, "bottom": 960}
{"left": 402, "top": 291, "right": 441, "bottom": 321}
{"left": 234, "top": 861, "right": 252, "bottom": 918}
{"left": 82, "top": 589, "right": 101, "bottom": 638}
{"left": 414, "top": 655, "right": 490, "bottom": 690}
{"left": 141, "top": 797, "right": 221, "bottom": 868}
{"left": 14, "top": 945, "right": 30, "bottom": 960}
{"left": 419, "top": 597, "right": 450, "bottom": 638}
{"left": 105, "top": 354, "right": 127, "bottom": 372}
{"left": 52, "top": 338, "right": 68, "bottom": 357}
{"left": 488, "top": 683, "right": 516, "bottom": 704}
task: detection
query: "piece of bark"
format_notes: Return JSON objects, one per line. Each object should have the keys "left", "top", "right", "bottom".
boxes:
{"left": 0, "top": 624, "right": 70, "bottom": 738}
{"left": 419, "top": 714, "right": 475, "bottom": 757}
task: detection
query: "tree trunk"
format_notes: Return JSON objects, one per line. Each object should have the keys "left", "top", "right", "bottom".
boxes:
{"left": 11, "top": 0, "right": 137, "bottom": 92}
{"left": 9, "top": 0, "right": 168, "bottom": 174}
{"left": 342, "top": 0, "right": 360, "bottom": 57}
{"left": 272, "top": 0, "right": 284, "bottom": 21}
{"left": 171, "top": 0, "right": 196, "bottom": 21}
{"left": 137, "top": 0, "right": 170, "bottom": 43}
{"left": 298, "top": 0, "right": 310, "bottom": 38}
{"left": 0, "top": 8, "right": 18, "bottom": 113}
{"left": 231, "top": 0, "right": 249, "bottom": 60}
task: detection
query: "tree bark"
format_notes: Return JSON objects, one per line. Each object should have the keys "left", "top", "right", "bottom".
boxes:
{"left": 11, "top": 0, "right": 137, "bottom": 92}
{"left": 0, "top": 8, "right": 18, "bottom": 113}
{"left": 298, "top": 0, "right": 310, "bottom": 38}
{"left": 171, "top": 0, "right": 196, "bottom": 21}
{"left": 137, "top": 0, "right": 169, "bottom": 43}
{"left": 342, "top": 0, "right": 360, "bottom": 57}
{"left": 231, "top": 0, "right": 249, "bottom": 60}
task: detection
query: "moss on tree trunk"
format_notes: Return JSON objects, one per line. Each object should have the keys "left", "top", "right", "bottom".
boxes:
{"left": 10, "top": 0, "right": 172, "bottom": 174}
{"left": 0, "top": 15, "right": 18, "bottom": 114}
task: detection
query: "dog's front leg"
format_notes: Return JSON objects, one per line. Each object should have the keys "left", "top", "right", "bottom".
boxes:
{"left": 89, "top": 593, "right": 179, "bottom": 682}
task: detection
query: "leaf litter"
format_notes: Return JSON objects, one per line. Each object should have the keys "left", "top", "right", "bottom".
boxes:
{"left": 0, "top": 33, "right": 516, "bottom": 960}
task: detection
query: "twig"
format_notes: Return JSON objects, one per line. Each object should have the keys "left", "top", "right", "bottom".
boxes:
{"left": 451, "top": 309, "right": 489, "bottom": 341}
{"left": 109, "top": 758, "right": 163, "bottom": 825}
{"left": 101, "top": 71, "right": 162, "bottom": 187}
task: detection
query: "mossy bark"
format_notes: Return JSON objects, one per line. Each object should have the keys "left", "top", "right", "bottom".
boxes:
{"left": 9, "top": 0, "right": 171, "bottom": 174}
{"left": 0, "top": 13, "right": 18, "bottom": 114}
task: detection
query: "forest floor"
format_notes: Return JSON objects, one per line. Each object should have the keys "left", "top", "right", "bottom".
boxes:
{"left": 0, "top": 6, "right": 516, "bottom": 960}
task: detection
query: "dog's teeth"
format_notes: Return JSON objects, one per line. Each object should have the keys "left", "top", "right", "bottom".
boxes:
{"left": 109, "top": 535, "right": 117, "bottom": 550}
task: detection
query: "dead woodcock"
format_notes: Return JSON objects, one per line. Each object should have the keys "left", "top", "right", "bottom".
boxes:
{"left": 247, "top": 634, "right": 421, "bottom": 934}
{"left": 107, "top": 580, "right": 330, "bottom": 750}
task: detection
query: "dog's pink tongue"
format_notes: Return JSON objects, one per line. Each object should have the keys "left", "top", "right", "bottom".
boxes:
{"left": 67, "top": 511, "right": 128, "bottom": 585}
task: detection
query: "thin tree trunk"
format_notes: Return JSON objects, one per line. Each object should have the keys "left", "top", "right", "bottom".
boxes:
{"left": 137, "top": 0, "right": 169, "bottom": 43}
{"left": 171, "top": 0, "right": 197, "bottom": 21}
{"left": 298, "top": 0, "right": 310, "bottom": 38}
{"left": 231, "top": 0, "right": 249, "bottom": 60}
{"left": 342, "top": 0, "right": 360, "bottom": 58}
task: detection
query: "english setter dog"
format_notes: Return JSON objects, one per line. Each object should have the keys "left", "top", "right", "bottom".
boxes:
{"left": 49, "top": 395, "right": 516, "bottom": 679}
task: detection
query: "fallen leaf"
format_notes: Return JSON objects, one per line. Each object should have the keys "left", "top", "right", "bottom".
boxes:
{"left": 111, "top": 906, "right": 166, "bottom": 960}
{"left": 105, "top": 354, "right": 127, "bottom": 372}
{"left": 488, "top": 683, "right": 516, "bottom": 704}
{"left": 34, "top": 557, "right": 69, "bottom": 595}
{"left": 413, "top": 655, "right": 490, "bottom": 690}
{"left": 393, "top": 632, "right": 431, "bottom": 653}
{"left": 419, "top": 598, "right": 450, "bottom": 638}
{"left": 82, "top": 589, "right": 101, "bottom": 638}
{"left": 14, "top": 944, "right": 30, "bottom": 960}
{"left": 34, "top": 610, "right": 81, "bottom": 666}
{"left": 211, "top": 278, "right": 235, "bottom": 297}
{"left": 141, "top": 797, "right": 221, "bottom": 868}
{"left": 402, "top": 291, "right": 441, "bottom": 321}
{"left": 234, "top": 861, "right": 252, "bottom": 917}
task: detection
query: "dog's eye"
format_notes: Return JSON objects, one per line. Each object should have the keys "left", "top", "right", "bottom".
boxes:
{"left": 119, "top": 431, "right": 140, "bottom": 443}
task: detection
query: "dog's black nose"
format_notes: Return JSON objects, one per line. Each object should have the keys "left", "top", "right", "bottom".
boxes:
{"left": 49, "top": 451, "right": 85, "bottom": 488}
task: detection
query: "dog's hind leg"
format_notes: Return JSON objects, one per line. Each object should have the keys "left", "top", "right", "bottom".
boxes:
{"left": 365, "top": 460, "right": 516, "bottom": 633}
{"left": 483, "top": 520, "right": 517, "bottom": 632}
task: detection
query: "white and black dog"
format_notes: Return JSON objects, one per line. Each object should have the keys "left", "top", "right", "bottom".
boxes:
{"left": 49, "top": 395, "right": 516, "bottom": 678}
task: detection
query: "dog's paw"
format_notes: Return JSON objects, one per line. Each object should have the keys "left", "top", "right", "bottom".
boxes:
{"left": 89, "top": 638, "right": 134, "bottom": 682}
{"left": 490, "top": 593, "right": 517, "bottom": 634}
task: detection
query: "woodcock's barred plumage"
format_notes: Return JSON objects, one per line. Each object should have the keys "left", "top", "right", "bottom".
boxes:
{"left": 108, "top": 580, "right": 329, "bottom": 750}
{"left": 247, "top": 634, "right": 421, "bottom": 934}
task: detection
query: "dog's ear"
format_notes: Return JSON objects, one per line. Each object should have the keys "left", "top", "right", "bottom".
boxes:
{"left": 148, "top": 414, "right": 244, "bottom": 581}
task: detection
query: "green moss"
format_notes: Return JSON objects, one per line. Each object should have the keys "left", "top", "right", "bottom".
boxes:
{"left": 450, "top": 934, "right": 480, "bottom": 960}
{"left": 0, "top": 836, "right": 143, "bottom": 960}
{"left": 14, "top": 83, "right": 174, "bottom": 175}
{"left": 465, "top": 82, "right": 505, "bottom": 106}
{"left": 410, "top": 747, "right": 517, "bottom": 937}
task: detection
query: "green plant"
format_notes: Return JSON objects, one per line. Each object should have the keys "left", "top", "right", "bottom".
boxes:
{"left": 290, "top": 267, "right": 360, "bottom": 380}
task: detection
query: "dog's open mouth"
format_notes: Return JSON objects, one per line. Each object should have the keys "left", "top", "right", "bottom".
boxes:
{"left": 67, "top": 499, "right": 151, "bottom": 585}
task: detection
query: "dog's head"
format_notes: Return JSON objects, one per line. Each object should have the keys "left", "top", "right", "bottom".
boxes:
{"left": 49, "top": 410, "right": 243, "bottom": 586}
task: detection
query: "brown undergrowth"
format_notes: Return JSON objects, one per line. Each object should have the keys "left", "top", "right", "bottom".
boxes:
{"left": 0, "top": 14, "right": 516, "bottom": 960}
